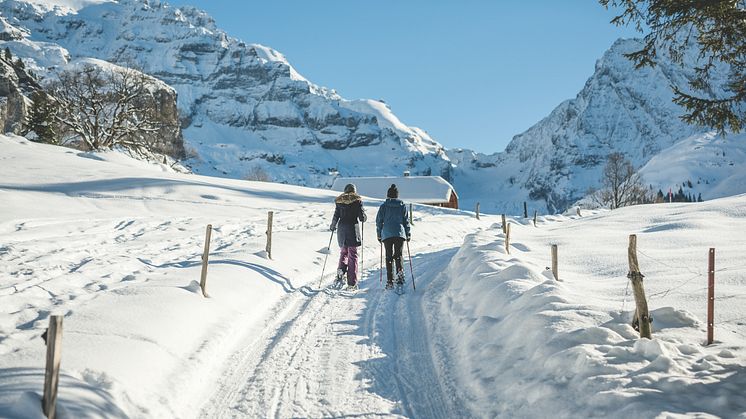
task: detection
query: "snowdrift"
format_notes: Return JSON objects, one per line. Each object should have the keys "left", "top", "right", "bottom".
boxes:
{"left": 427, "top": 203, "right": 746, "bottom": 417}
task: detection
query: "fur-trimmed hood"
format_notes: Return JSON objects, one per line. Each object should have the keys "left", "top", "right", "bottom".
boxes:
{"left": 335, "top": 192, "right": 362, "bottom": 205}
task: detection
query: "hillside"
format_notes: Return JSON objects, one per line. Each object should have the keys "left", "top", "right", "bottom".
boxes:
{"left": 1, "top": 134, "right": 745, "bottom": 417}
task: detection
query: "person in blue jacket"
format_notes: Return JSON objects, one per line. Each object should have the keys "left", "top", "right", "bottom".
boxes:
{"left": 330, "top": 183, "right": 367, "bottom": 288}
{"left": 375, "top": 184, "right": 411, "bottom": 289}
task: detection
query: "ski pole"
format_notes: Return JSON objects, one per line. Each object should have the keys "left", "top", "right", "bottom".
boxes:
{"left": 406, "top": 240, "right": 416, "bottom": 291}
{"left": 360, "top": 221, "right": 364, "bottom": 280}
{"left": 380, "top": 240, "right": 383, "bottom": 287}
{"left": 319, "top": 229, "right": 335, "bottom": 289}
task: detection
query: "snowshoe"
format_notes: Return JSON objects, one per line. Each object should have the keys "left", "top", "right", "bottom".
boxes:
{"left": 345, "top": 283, "right": 358, "bottom": 291}
{"left": 395, "top": 271, "right": 405, "bottom": 295}
{"left": 385, "top": 281, "right": 394, "bottom": 290}
{"left": 333, "top": 269, "right": 345, "bottom": 289}
{"left": 395, "top": 282, "right": 405, "bottom": 295}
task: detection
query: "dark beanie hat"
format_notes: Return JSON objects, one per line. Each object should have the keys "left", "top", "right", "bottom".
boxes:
{"left": 344, "top": 183, "right": 356, "bottom": 193}
{"left": 387, "top": 184, "right": 398, "bottom": 198}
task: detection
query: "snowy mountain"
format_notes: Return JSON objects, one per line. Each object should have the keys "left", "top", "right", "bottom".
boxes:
{"left": 455, "top": 37, "right": 737, "bottom": 213}
{"left": 0, "top": 0, "right": 452, "bottom": 187}
{"left": 0, "top": 0, "right": 743, "bottom": 214}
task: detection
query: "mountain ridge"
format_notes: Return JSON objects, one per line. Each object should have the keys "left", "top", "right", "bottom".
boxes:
{"left": 0, "top": 0, "right": 742, "bottom": 213}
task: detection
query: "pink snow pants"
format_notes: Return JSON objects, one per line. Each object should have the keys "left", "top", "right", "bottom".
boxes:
{"left": 338, "top": 246, "right": 358, "bottom": 285}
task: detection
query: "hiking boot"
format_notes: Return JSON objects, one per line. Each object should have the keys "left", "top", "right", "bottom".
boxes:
{"left": 346, "top": 283, "right": 358, "bottom": 291}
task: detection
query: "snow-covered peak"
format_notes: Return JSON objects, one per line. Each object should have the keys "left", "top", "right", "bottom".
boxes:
{"left": 18, "top": 0, "right": 113, "bottom": 14}
{"left": 249, "top": 43, "right": 308, "bottom": 82}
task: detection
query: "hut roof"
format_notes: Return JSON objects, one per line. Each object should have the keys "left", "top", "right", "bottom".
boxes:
{"left": 331, "top": 176, "right": 457, "bottom": 203}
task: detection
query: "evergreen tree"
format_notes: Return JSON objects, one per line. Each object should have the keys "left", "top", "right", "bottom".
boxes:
{"left": 673, "top": 186, "right": 686, "bottom": 202}
{"left": 698, "top": 193, "right": 703, "bottom": 202}
{"left": 3, "top": 47, "right": 11, "bottom": 62}
{"left": 600, "top": 0, "right": 746, "bottom": 133}
{"left": 14, "top": 57, "right": 24, "bottom": 70}
{"left": 24, "top": 90, "right": 58, "bottom": 144}
{"left": 655, "top": 189, "right": 665, "bottom": 203}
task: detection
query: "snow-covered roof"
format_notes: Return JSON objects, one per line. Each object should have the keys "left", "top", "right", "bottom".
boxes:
{"left": 331, "top": 176, "right": 457, "bottom": 204}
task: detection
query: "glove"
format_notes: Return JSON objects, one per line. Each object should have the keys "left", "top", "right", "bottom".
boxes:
{"left": 377, "top": 237, "right": 382, "bottom": 243}
{"left": 406, "top": 236, "right": 411, "bottom": 242}
{"left": 329, "top": 224, "right": 336, "bottom": 232}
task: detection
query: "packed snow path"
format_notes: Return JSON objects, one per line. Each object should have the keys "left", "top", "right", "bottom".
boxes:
{"left": 199, "top": 245, "right": 469, "bottom": 418}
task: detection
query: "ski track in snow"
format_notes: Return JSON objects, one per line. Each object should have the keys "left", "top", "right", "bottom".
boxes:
{"left": 199, "top": 244, "right": 468, "bottom": 419}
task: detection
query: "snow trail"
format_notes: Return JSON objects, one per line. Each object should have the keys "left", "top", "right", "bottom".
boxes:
{"left": 199, "top": 245, "right": 469, "bottom": 418}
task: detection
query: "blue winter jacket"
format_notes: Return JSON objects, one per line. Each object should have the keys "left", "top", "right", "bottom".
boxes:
{"left": 376, "top": 198, "right": 411, "bottom": 241}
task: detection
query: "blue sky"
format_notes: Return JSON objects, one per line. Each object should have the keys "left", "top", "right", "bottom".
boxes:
{"left": 166, "top": 0, "right": 639, "bottom": 153}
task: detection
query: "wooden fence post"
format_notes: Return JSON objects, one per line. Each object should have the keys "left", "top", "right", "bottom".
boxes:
{"left": 523, "top": 201, "right": 528, "bottom": 218}
{"left": 501, "top": 214, "right": 506, "bottom": 234}
{"left": 551, "top": 244, "right": 558, "bottom": 281}
{"left": 476, "top": 202, "right": 480, "bottom": 220}
{"left": 266, "top": 211, "right": 274, "bottom": 259}
{"left": 200, "top": 224, "right": 212, "bottom": 298}
{"left": 409, "top": 203, "right": 413, "bottom": 225}
{"left": 707, "top": 248, "right": 715, "bottom": 345}
{"left": 505, "top": 223, "right": 511, "bottom": 254}
{"left": 533, "top": 210, "right": 537, "bottom": 227}
{"left": 628, "top": 234, "right": 651, "bottom": 338}
{"left": 42, "top": 315, "right": 63, "bottom": 419}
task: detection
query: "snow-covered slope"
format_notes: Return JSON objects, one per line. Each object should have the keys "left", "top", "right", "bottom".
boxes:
{"left": 639, "top": 131, "right": 746, "bottom": 200}
{"left": 0, "top": 133, "right": 477, "bottom": 417}
{"left": 1, "top": 134, "right": 744, "bottom": 418}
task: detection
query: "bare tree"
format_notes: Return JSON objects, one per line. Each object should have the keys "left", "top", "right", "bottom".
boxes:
{"left": 593, "top": 152, "right": 652, "bottom": 209}
{"left": 244, "top": 165, "right": 271, "bottom": 182}
{"left": 50, "top": 64, "right": 159, "bottom": 152}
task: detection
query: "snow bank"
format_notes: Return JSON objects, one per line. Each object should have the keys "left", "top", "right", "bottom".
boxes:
{"left": 427, "top": 202, "right": 746, "bottom": 417}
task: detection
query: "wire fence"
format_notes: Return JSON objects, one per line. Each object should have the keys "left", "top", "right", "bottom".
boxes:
{"left": 619, "top": 246, "right": 746, "bottom": 335}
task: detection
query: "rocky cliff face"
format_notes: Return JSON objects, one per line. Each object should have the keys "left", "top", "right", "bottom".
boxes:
{"left": 0, "top": 57, "right": 30, "bottom": 134}
{"left": 0, "top": 18, "right": 39, "bottom": 135}
{"left": 134, "top": 70, "right": 184, "bottom": 158}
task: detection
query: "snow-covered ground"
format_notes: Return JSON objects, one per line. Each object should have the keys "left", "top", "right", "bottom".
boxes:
{"left": 1, "top": 135, "right": 744, "bottom": 418}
